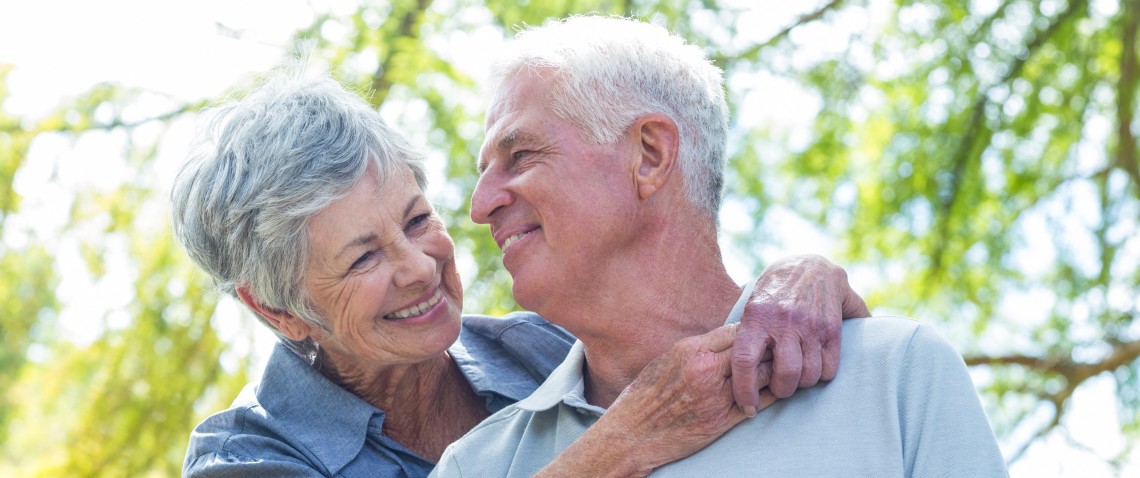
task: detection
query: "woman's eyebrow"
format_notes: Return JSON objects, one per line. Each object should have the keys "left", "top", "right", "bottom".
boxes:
{"left": 335, "top": 233, "right": 378, "bottom": 261}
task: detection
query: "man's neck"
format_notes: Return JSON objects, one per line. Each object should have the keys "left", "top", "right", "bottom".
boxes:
{"left": 578, "top": 275, "right": 741, "bottom": 407}
{"left": 543, "top": 221, "right": 743, "bottom": 408}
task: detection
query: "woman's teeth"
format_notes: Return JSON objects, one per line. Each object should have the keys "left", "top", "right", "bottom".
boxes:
{"left": 384, "top": 289, "right": 443, "bottom": 320}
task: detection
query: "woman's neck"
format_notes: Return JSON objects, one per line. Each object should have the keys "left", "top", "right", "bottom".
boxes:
{"left": 317, "top": 352, "right": 489, "bottom": 462}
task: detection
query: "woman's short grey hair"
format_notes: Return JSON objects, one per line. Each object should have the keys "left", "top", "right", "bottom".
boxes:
{"left": 170, "top": 72, "right": 426, "bottom": 358}
{"left": 487, "top": 15, "right": 729, "bottom": 218}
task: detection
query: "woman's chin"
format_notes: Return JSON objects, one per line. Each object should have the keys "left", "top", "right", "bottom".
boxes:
{"left": 386, "top": 300, "right": 463, "bottom": 357}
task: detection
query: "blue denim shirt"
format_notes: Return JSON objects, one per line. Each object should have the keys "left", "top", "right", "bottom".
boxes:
{"left": 183, "top": 312, "right": 574, "bottom": 478}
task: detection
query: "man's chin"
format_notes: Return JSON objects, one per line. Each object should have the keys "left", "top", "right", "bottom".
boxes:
{"left": 510, "top": 280, "right": 544, "bottom": 313}
{"left": 506, "top": 259, "right": 555, "bottom": 311}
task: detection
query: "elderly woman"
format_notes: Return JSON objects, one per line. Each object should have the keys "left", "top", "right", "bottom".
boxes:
{"left": 173, "top": 73, "right": 866, "bottom": 477}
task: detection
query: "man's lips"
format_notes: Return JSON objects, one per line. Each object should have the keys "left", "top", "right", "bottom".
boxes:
{"left": 501, "top": 231, "right": 526, "bottom": 251}
{"left": 495, "top": 226, "right": 539, "bottom": 252}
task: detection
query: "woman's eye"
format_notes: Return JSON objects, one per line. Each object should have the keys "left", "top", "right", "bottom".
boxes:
{"left": 408, "top": 213, "right": 430, "bottom": 230}
{"left": 350, "top": 251, "right": 374, "bottom": 270}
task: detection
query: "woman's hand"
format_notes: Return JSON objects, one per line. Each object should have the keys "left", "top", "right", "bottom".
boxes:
{"left": 731, "top": 254, "right": 870, "bottom": 415}
{"left": 535, "top": 254, "right": 866, "bottom": 476}
{"left": 535, "top": 324, "right": 776, "bottom": 477}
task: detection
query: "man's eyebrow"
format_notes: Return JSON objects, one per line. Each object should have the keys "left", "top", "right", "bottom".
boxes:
{"left": 478, "top": 129, "right": 534, "bottom": 174}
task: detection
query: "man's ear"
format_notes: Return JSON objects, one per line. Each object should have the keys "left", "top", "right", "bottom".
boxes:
{"left": 236, "top": 284, "right": 312, "bottom": 342}
{"left": 631, "top": 113, "right": 680, "bottom": 200}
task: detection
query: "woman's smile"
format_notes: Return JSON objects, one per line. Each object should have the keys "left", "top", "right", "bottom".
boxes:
{"left": 385, "top": 287, "right": 444, "bottom": 320}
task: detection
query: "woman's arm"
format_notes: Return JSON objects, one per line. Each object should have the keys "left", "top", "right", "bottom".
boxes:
{"left": 535, "top": 254, "right": 868, "bottom": 476}
{"left": 535, "top": 324, "right": 773, "bottom": 477}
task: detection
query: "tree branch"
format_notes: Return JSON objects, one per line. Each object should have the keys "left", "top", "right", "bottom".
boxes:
{"left": 968, "top": 336, "right": 1140, "bottom": 464}
{"left": 928, "top": 0, "right": 1090, "bottom": 274}
{"left": 370, "top": 0, "right": 434, "bottom": 108}
{"left": 1116, "top": 0, "right": 1140, "bottom": 192}
{"left": 966, "top": 335, "right": 1140, "bottom": 430}
{"left": 964, "top": 336, "right": 1140, "bottom": 379}
{"left": 1004, "top": 407, "right": 1061, "bottom": 465}
{"left": 734, "top": 0, "right": 846, "bottom": 59}
{"left": 968, "top": 0, "right": 1016, "bottom": 45}
{"left": 19, "top": 102, "right": 204, "bottom": 135}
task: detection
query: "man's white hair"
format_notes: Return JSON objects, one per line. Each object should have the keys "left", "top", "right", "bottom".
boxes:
{"left": 487, "top": 15, "right": 729, "bottom": 217}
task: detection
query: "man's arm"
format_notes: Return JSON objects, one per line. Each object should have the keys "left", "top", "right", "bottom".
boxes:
{"left": 732, "top": 254, "right": 870, "bottom": 414}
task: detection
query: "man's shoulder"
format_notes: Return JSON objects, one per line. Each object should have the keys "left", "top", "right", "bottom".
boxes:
{"left": 459, "top": 401, "right": 538, "bottom": 442}
{"left": 839, "top": 314, "right": 920, "bottom": 335}
{"left": 840, "top": 316, "right": 963, "bottom": 361}
{"left": 654, "top": 316, "right": 997, "bottom": 476}
{"left": 839, "top": 315, "right": 947, "bottom": 352}
{"left": 434, "top": 403, "right": 550, "bottom": 477}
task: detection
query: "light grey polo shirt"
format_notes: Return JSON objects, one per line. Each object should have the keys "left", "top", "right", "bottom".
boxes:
{"left": 433, "top": 285, "right": 1008, "bottom": 477}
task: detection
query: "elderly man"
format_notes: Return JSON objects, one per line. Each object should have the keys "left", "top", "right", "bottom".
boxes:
{"left": 433, "top": 16, "right": 1007, "bottom": 477}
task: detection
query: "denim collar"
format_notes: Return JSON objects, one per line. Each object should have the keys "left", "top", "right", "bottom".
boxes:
{"left": 253, "top": 315, "right": 561, "bottom": 474}
{"left": 255, "top": 343, "right": 378, "bottom": 474}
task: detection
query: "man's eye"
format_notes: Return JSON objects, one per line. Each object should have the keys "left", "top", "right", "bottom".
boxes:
{"left": 511, "top": 150, "right": 541, "bottom": 172}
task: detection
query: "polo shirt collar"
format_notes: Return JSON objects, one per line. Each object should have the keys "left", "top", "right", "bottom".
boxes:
{"left": 514, "top": 340, "right": 592, "bottom": 412}
{"left": 513, "top": 281, "right": 756, "bottom": 414}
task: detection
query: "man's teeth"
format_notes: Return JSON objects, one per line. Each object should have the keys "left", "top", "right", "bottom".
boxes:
{"left": 502, "top": 232, "right": 527, "bottom": 252}
{"left": 385, "top": 289, "right": 443, "bottom": 320}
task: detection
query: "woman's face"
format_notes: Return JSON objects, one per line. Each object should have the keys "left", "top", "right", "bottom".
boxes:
{"left": 302, "top": 166, "right": 463, "bottom": 371}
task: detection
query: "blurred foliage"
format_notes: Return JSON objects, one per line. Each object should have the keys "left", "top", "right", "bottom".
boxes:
{"left": 0, "top": 0, "right": 1137, "bottom": 475}
{"left": 748, "top": 0, "right": 1140, "bottom": 465}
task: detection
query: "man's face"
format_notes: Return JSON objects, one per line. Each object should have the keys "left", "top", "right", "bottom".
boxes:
{"left": 470, "top": 69, "right": 640, "bottom": 314}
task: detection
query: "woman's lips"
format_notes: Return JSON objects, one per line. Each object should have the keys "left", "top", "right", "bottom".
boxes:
{"left": 383, "top": 288, "right": 444, "bottom": 320}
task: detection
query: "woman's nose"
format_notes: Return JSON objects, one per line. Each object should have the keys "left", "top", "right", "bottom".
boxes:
{"left": 392, "top": 241, "right": 435, "bottom": 288}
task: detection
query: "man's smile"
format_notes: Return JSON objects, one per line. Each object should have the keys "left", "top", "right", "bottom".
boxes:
{"left": 495, "top": 225, "right": 541, "bottom": 252}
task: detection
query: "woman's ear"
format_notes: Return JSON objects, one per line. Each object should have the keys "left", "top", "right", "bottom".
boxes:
{"left": 631, "top": 113, "right": 680, "bottom": 200}
{"left": 236, "top": 284, "right": 312, "bottom": 342}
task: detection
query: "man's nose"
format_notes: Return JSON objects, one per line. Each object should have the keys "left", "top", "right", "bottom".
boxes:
{"left": 470, "top": 169, "right": 512, "bottom": 224}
